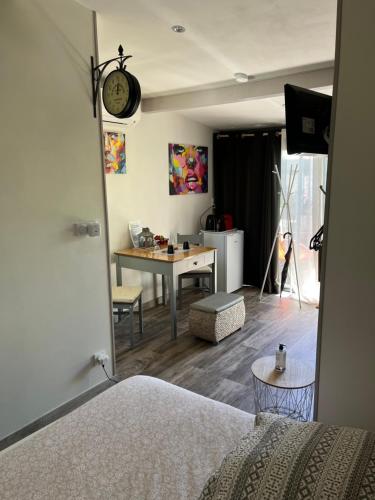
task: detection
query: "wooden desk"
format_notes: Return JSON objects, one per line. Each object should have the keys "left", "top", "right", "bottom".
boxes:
{"left": 114, "top": 246, "right": 217, "bottom": 340}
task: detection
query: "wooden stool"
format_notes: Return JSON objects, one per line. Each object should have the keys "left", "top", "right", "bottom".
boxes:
{"left": 112, "top": 286, "right": 144, "bottom": 348}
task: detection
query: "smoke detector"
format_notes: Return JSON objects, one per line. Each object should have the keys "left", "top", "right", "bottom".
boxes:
{"left": 171, "top": 25, "right": 186, "bottom": 33}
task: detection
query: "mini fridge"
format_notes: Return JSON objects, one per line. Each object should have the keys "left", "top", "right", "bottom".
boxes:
{"left": 202, "top": 230, "right": 244, "bottom": 293}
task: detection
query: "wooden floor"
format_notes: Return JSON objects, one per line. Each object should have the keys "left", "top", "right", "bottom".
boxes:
{"left": 1, "top": 287, "right": 318, "bottom": 451}
{"left": 114, "top": 287, "right": 318, "bottom": 415}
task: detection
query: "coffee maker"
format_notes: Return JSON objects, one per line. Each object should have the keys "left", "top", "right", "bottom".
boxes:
{"left": 205, "top": 214, "right": 231, "bottom": 232}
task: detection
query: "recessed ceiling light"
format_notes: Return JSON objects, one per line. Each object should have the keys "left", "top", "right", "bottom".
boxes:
{"left": 171, "top": 25, "right": 186, "bottom": 33}
{"left": 234, "top": 73, "right": 249, "bottom": 83}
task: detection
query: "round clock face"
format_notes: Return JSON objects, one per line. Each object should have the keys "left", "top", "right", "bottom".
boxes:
{"left": 102, "top": 70, "right": 130, "bottom": 117}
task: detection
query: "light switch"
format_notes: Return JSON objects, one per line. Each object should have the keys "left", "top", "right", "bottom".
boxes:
{"left": 74, "top": 223, "right": 88, "bottom": 236}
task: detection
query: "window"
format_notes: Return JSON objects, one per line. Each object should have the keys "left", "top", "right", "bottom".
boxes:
{"left": 279, "top": 131, "right": 327, "bottom": 304}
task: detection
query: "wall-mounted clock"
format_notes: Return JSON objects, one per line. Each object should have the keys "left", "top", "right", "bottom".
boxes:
{"left": 91, "top": 45, "right": 141, "bottom": 119}
{"left": 102, "top": 68, "right": 141, "bottom": 119}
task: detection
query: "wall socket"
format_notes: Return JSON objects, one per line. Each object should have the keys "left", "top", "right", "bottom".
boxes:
{"left": 93, "top": 350, "right": 109, "bottom": 365}
{"left": 87, "top": 221, "right": 101, "bottom": 237}
{"left": 74, "top": 221, "right": 101, "bottom": 237}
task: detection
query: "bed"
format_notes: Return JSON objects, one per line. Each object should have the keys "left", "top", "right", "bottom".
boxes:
{"left": 0, "top": 376, "right": 255, "bottom": 500}
{"left": 2, "top": 376, "right": 374, "bottom": 500}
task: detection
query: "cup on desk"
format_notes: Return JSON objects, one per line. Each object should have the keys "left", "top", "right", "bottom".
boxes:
{"left": 167, "top": 244, "right": 175, "bottom": 254}
{"left": 182, "top": 241, "right": 190, "bottom": 250}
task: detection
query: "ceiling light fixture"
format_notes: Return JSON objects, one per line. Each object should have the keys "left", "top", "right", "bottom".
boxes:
{"left": 234, "top": 73, "right": 249, "bottom": 83}
{"left": 171, "top": 25, "right": 186, "bottom": 33}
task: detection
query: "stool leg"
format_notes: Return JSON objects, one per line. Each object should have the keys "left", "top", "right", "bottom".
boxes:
{"left": 162, "top": 275, "right": 166, "bottom": 305}
{"left": 138, "top": 295, "right": 144, "bottom": 336}
{"left": 129, "top": 305, "right": 134, "bottom": 348}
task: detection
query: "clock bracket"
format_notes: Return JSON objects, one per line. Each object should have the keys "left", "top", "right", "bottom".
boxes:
{"left": 91, "top": 45, "right": 132, "bottom": 118}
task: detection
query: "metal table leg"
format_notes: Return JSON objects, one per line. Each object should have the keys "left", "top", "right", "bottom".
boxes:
{"left": 162, "top": 274, "right": 166, "bottom": 305}
{"left": 138, "top": 295, "right": 144, "bottom": 336}
{"left": 129, "top": 305, "right": 134, "bottom": 348}
{"left": 168, "top": 273, "right": 177, "bottom": 340}
{"left": 116, "top": 254, "right": 122, "bottom": 286}
{"left": 211, "top": 250, "right": 217, "bottom": 293}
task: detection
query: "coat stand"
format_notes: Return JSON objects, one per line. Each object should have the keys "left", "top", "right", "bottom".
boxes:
{"left": 259, "top": 164, "right": 302, "bottom": 309}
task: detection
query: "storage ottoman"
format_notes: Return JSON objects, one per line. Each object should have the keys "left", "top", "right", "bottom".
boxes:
{"left": 189, "top": 292, "right": 245, "bottom": 344}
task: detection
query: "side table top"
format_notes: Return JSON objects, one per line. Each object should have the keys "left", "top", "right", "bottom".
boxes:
{"left": 251, "top": 356, "right": 315, "bottom": 389}
{"left": 114, "top": 246, "right": 215, "bottom": 263}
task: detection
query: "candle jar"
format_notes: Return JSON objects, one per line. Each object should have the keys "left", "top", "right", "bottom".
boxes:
{"left": 139, "top": 227, "right": 154, "bottom": 248}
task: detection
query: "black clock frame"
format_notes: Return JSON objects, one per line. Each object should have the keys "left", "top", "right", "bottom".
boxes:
{"left": 102, "top": 69, "right": 141, "bottom": 119}
{"left": 91, "top": 45, "right": 141, "bottom": 119}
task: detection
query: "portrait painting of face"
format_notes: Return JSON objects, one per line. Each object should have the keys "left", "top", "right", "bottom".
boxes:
{"left": 104, "top": 132, "right": 126, "bottom": 174}
{"left": 169, "top": 143, "right": 208, "bottom": 195}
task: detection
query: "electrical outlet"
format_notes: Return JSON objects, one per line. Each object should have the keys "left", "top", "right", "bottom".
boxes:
{"left": 87, "top": 221, "right": 101, "bottom": 237}
{"left": 74, "top": 221, "right": 101, "bottom": 237}
{"left": 94, "top": 351, "right": 109, "bottom": 365}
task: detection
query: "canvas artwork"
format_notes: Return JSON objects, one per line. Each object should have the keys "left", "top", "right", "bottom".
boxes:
{"left": 104, "top": 132, "right": 126, "bottom": 174}
{"left": 169, "top": 143, "right": 208, "bottom": 195}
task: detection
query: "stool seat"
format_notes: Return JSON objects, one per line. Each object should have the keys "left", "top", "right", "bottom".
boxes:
{"left": 182, "top": 265, "right": 212, "bottom": 275}
{"left": 190, "top": 291, "right": 244, "bottom": 313}
{"left": 112, "top": 286, "right": 143, "bottom": 304}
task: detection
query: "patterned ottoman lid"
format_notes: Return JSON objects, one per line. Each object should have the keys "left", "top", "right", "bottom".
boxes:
{"left": 191, "top": 292, "right": 244, "bottom": 314}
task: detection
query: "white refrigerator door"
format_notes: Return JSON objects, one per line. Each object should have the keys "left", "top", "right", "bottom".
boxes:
{"left": 203, "top": 232, "right": 226, "bottom": 291}
{"left": 225, "top": 232, "right": 244, "bottom": 292}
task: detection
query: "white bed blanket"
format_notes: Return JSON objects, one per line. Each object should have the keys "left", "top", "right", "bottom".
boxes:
{"left": 0, "top": 376, "right": 255, "bottom": 500}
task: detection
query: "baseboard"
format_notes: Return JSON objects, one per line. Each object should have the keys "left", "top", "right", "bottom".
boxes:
{"left": 0, "top": 379, "right": 112, "bottom": 452}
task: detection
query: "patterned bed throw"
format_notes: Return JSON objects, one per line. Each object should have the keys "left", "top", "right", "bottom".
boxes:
{"left": 199, "top": 413, "right": 375, "bottom": 499}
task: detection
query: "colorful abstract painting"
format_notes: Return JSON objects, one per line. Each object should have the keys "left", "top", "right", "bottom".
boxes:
{"left": 169, "top": 143, "right": 208, "bottom": 195}
{"left": 104, "top": 132, "right": 126, "bottom": 174}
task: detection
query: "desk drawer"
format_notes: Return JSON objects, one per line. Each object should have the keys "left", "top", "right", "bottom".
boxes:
{"left": 183, "top": 253, "right": 207, "bottom": 273}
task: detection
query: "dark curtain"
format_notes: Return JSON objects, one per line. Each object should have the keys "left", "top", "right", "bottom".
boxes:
{"left": 213, "top": 129, "right": 281, "bottom": 293}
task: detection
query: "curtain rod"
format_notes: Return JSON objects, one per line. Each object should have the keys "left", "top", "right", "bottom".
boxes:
{"left": 216, "top": 130, "right": 283, "bottom": 139}
{"left": 241, "top": 131, "right": 282, "bottom": 137}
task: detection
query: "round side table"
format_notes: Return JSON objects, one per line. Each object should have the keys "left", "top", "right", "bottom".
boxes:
{"left": 251, "top": 356, "right": 315, "bottom": 422}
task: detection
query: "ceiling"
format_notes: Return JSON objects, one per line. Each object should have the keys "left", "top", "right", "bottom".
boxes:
{"left": 77, "top": 0, "right": 337, "bottom": 128}
{"left": 179, "top": 85, "right": 333, "bottom": 130}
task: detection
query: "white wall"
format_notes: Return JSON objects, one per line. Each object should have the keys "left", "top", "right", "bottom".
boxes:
{"left": 105, "top": 112, "right": 213, "bottom": 303}
{"left": 316, "top": 0, "right": 375, "bottom": 430}
{"left": 0, "top": 0, "right": 113, "bottom": 439}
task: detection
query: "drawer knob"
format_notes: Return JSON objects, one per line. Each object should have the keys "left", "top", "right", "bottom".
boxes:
{"left": 193, "top": 261, "right": 198, "bottom": 265}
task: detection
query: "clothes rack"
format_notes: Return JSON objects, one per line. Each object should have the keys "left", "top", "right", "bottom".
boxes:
{"left": 259, "top": 164, "right": 302, "bottom": 309}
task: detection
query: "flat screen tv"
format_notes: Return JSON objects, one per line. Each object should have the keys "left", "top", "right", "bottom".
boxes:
{"left": 284, "top": 84, "right": 332, "bottom": 155}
